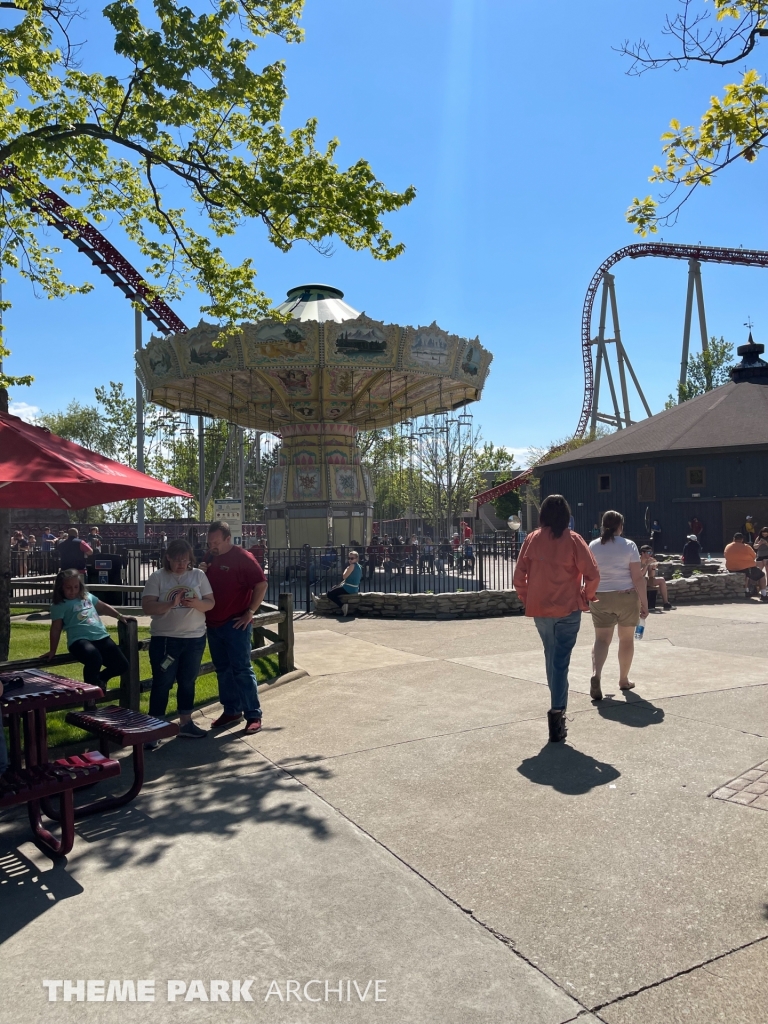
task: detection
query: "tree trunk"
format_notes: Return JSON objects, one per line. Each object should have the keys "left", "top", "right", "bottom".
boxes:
{"left": 0, "top": 386, "right": 10, "bottom": 660}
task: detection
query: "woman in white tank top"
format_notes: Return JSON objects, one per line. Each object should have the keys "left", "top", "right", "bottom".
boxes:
{"left": 587, "top": 511, "right": 648, "bottom": 699}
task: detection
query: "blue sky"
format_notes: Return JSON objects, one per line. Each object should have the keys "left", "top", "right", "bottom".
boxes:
{"left": 6, "top": 0, "right": 768, "bottom": 465}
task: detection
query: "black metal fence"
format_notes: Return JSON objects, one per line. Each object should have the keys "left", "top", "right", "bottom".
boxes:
{"left": 262, "top": 538, "right": 520, "bottom": 612}
{"left": 11, "top": 536, "right": 521, "bottom": 614}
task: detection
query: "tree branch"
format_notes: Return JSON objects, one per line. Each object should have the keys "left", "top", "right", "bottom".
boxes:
{"left": 618, "top": 0, "right": 768, "bottom": 73}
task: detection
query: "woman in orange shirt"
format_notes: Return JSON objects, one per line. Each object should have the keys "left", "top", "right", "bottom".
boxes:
{"left": 513, "top": 495, "right": 600, "bottom": 743}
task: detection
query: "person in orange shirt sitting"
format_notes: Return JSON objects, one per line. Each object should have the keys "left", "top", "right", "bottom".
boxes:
{"left": 513, "top": 494, "right": 600, "bottom": 743}
{"left": 724, "top": 532, "right": 763, "bottom": 598}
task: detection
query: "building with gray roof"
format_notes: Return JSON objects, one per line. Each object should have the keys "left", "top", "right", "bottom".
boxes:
{"left": 537, "top": 335, "right": 768, "bottom": 551}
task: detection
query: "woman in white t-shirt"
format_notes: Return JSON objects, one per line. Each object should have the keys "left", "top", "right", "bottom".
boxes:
{"left": 588, "top": 510, "right": 648, "bottom": 699}
{"left": 141, "top": 539, "right": 214, "bottom": 740}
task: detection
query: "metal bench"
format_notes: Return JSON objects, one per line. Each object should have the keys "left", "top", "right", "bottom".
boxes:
{"left": 62, "top": 706, "right": 179, "bottom": 816}
{"left": 0, "top": 751, "right": 121, "bottom": 856}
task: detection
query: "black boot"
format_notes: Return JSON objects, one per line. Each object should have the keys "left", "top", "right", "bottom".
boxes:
{"left": 547, "top": 709, "right": 567, "bottom": 743}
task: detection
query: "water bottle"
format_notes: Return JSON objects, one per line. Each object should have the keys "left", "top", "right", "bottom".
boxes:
{"left": 634, "top": 623, "right": 645, "bottom": 640}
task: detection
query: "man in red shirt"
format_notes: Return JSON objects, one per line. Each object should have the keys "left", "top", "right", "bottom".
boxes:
{"left": 201, "top": 521, "right": 268, "bottom": 734}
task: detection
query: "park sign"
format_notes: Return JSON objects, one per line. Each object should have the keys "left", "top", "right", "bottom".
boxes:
{"left": 213, "top": 499, "right": 243, "bottom": 546}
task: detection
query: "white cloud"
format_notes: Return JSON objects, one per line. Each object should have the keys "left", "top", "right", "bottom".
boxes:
{"left": 8, "top": 401, "right": 40, "bottom": 422}
{"left": 505, "top": 446, "right": 535, "bottom": 469}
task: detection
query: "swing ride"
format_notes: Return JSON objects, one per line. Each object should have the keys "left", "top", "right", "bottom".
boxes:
{"left": 137, "top": 285, "right": 493, "bottom": 547}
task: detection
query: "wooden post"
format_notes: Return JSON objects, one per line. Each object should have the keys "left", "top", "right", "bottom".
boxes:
{"left": 277, "top": 592, "right": 294, "bottom": 674}
{"left": 252, "top": 624, "right": 265, "bottom": 651}
{"left": 118, "top": 617, "right": 140, "bottom": 710}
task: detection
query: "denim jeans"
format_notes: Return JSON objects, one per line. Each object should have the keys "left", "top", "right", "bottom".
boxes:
{"left": 148, "top": 634, "right": 207, "bottom": 717}
{"left": 533, "top": 610, "right": 582, "bottom": 711}
{"left": 0, "top": 721, "right": 7, "bottom": 775}
{"left": 207, "top": 619, "right": 262, "bottom": 720}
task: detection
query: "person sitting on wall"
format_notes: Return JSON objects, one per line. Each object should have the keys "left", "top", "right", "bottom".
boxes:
{"left": 752, "top": 526, "right": 768, "bottom": 602}
{"left": 320, "top": 550, "right": 362, "bottom": 618}
{"left": 682, "top": 533, "right": 702, "bottom": 565}
{"left": 640, "top": 545, "right": 673, "bottom": 610}
{"left": 725, "top": 532, "right": 764, "bottom": 598}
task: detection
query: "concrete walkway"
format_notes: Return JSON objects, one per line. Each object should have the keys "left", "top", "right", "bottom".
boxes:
{"left": 2, "top": 602, "right": 768, "bottom": 1022}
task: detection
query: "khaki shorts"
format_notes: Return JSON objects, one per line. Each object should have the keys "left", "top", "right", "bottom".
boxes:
{"left": 589, "top": 590, "right": 640, "bottom": 629}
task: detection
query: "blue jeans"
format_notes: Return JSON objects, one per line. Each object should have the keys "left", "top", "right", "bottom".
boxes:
{"left": 207, "top": 620, "right": 262, "bottom": 720}
{"left": 533, "top": 610, "right": 582, "bottom": 711}
{"left": 149, "top": 635, "right": 207, "bottom": 717}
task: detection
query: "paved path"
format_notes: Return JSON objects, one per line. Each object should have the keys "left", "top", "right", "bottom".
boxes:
{"left": 2, "top": 602, "right": 768, "bottom": 1022}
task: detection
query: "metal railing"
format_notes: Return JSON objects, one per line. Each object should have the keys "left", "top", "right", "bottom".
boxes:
{"left": 264, "top": 539, "right": 520, "bottom": 612}
{"left": 10, "top": 540, "right": 521, "bottom": 616}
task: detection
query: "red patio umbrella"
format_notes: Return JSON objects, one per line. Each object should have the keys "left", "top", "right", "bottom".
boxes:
{"left": 0, "top": 411, "right": 192, "bottom": 507}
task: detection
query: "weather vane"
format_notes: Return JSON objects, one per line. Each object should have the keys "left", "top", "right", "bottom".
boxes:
{"left": 744, "top": 317, "right": 754, "bottom": 330}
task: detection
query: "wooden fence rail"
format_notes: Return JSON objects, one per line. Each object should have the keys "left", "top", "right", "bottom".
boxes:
{"left": 0, "top": 593, "right": 295, "bottom": 712}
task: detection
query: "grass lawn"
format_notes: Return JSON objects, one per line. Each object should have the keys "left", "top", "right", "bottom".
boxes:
{"left": 10, "top": 606, "right": 49, "bottom": 617}
{"left": 5, "top": 622, "right": 279, "bottom": 750}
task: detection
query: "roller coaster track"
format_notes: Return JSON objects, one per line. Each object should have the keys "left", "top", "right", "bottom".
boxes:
{"left": 577, "top": 241, "right": 768, "bottom": 438}
{"left": 475, "top": 240, "right": 768, "bottom": 508}
{"left": 0, "top": 169, "right": 188, "bottom": 335}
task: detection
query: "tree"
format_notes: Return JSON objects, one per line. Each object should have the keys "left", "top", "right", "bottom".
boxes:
{"left": 524, "top": 428, "right": 612, "bottom": 510}
{"left": 0, "top": 0, "right": 415, "bottom": 335}
{"left": 40, "top": 385, "right": 274, "bottom": 521}
{"left": 359, "top": 423, "right": 501, "bottom": 537}
{"left": 622, "top": 1, "right": 768, "bottom": 233}
{"left": 664, "top": 335, "right": 734, "bottom": 405}
{"left": 473, "top": 441, "right": 519, "bottom": 519}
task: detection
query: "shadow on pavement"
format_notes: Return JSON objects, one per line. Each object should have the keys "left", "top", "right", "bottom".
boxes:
{"left": 597, "top": 693, "right": 665, "bottom": 728}
{"left": 1, "top": 745, "right": 336, "bottom": 944}
{"left": 517, "top": 743, "right": 620, "bottom": 795}
{"left": 0, "top": 846, "right": 83, "bottom": 945}
{"left": 69, "top": 759, "right": 335, "bottom": 871}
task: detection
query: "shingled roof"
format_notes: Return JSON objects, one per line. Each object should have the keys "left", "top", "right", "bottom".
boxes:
{"left": 541, "top": 380, "right": 768, "bottom": 468}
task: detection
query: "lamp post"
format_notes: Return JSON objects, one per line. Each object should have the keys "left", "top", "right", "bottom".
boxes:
{"left": 135, "top": 307, "right": 145, "bottom": 542}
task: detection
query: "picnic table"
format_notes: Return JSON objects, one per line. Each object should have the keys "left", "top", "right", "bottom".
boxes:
{"left": 0, "top": 669, "right": 120, "bottom": 855}
{"left": 0, "top": 668, "right": 178, "bottom": 856}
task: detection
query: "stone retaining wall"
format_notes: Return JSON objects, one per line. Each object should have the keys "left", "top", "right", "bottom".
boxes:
{"left": 665, "top": 571, "right": 748, "bottom": 603}
{"left": 313, "top": 589, "right": 524, "bottom": 619}
{"left": 313, "top": 572, "right": 750, "bottom": 618}
{"left": 653, "top": 561, "right": 722, "bottom": 580}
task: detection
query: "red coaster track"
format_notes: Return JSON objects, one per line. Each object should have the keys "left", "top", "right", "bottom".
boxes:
{"left": 0, "top": 172, "right": 188, "bottom": 335}
{"left": 577, "top": 241, "right": 768, "bottom": 437}
{"left": 476, "top": 241, "right": 768, "bottom": 508}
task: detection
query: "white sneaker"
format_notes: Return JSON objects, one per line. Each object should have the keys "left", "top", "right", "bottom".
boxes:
{"left": 342, "top": 602, "right": 349, "bottom": 617}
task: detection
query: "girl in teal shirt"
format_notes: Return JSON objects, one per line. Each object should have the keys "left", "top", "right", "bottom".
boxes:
{"left": 47, "top": 569, "right": 131, "bottom": 687}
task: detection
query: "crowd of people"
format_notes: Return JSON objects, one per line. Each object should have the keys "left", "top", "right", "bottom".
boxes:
{"left": 357, "top": 532, "right": 477, "bottom": 579}
{"left": 514, "top": 500, "right": 768, "bottom": 745}
{"left": 7, "top": 503, "right": 768, "bottom": 765}
{"left": 10, "top": 526, "right": 107, "bottom": 576}
{"left": 21, "top": 520, "right": 267, "bottom": 763}
{"left": 515, "top": 498, "right": 657, "bottom": 744}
